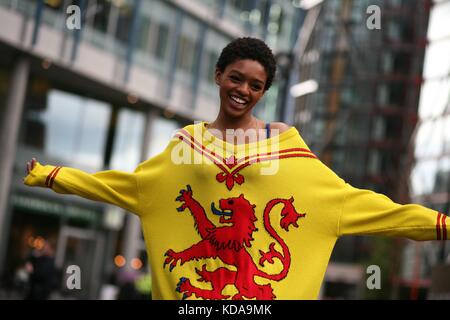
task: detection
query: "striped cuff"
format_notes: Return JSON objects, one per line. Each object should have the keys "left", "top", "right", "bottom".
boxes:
{"left": 45, "top": 166, "right": 62, "bottom": 188}
{"left": 436, "top": 212, "right": 447, "bottom": 240}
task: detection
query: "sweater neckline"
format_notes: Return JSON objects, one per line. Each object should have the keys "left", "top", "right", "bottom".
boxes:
{"left": 190, "top": 121, "right": 300, "bottom": 153}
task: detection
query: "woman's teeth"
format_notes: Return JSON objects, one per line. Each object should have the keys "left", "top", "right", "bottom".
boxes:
{"left": 230, "top": 95, "right": 247, "bottom": 106}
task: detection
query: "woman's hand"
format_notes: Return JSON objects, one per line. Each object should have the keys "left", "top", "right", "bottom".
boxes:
{"left": 26, "top": 158, "right": 37, "bottom": 175}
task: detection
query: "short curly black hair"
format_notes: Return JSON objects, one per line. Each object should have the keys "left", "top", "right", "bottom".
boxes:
{"left": 216, "top": 37, "right": 276, "bottom": 92}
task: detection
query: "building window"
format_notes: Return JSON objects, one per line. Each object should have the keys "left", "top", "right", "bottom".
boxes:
{"left": 146, "top": 117, "right": 180, "bottom": 158}
{"left": 176, "top": 35, "right": 195, "bottom": 73}
{"left": 423, "top": 38, "right": 450, "bottom": 79}
{"left": 205, "top": 51, "right": 219, "bottom": 83}
{"left": 115, "top": 2, "right": 133, "bottom": 44}
{"left": 229, "top": 0, "right": 252, "bottom": 12}
{"left": 411, "top": 160, "right": 439, "bottom": 196}
{"left": 154, "top": 23, "right": 169, "bottom": 61}
{"left": 91, "top": 0, "right": 111, "bottom": 33}
{"left": 110, "top": 109, "right": 145, "bottom": 171}
{"left": 136, "top": 16, "right": 151, "bottom": 52}
{"left": 427, "top": 0, "right": 450, "bottom": 42}
{"left": 22, "top": 85, "right": 111, "bottom": 170}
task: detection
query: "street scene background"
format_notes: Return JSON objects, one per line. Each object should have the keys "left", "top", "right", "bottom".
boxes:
{"left": 0, "top": 0, "right": 449, "bottom": 299}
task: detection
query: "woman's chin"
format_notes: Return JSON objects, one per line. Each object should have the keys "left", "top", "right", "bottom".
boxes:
{"left": 224, "top": 103, "right": 251, "bottom": 117}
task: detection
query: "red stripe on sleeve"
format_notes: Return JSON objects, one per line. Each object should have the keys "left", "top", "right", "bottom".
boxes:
{"left": 436, "top": 213, "right": 442, "bottom": 240}
{"left": 49, "top": 167, "right": 62, "bottom": 188}
{"left": 45, "top": 167, "right": 58, "bottom": 187}
{"left": 441, "top": 214, "right": 447, "bottom": 241}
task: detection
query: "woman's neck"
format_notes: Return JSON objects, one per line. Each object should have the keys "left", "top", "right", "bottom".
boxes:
{"left": 208, "top": 112, "right": 262, "bottom": 131}
{"left": 206, "top": 112, "right": 267, "bottom": 145}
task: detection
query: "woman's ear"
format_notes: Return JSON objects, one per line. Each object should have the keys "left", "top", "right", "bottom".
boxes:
{"left": 214, "top": 69, "right": 221, "bottom": 86}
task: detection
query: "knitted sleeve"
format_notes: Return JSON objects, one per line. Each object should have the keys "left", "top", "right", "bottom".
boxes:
{"left": 338, "top": 183, "right": 447, "bottom": 241}
{"left": 24, "top": 162, "right": 141, "bottom": 215}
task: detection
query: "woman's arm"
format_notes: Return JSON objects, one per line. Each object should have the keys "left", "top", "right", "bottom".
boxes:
{"left": 338, "top": 182, "right": 447, "bottom": 241}
{"left": 24, "top": 158, "right": 141, "bottom": 215}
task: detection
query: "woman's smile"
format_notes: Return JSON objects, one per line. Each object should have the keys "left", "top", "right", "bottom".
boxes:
{"left": 228, "top": 94, "right": 249, "bottom": 109}
{"left": 215, "top": 59, "right": 267, "bottom": 118}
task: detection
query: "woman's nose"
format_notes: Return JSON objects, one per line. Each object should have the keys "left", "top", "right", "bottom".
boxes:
{"left": 236, "top": 82, "right": 250, "bottom": 96}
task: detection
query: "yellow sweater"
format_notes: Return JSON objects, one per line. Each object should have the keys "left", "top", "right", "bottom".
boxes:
{"left": 24, "top": 122, "right": 448, "bottom": 300}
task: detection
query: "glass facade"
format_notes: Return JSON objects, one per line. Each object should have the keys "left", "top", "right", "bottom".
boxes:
{"left": 402, "top": 0, "right": 450, "bottom": 299}
{"left": 411, "top": 0, "right": 450, "bottom": 207}
{"left": 293, "top": 0, "right": 431, "bottom": 299}
{"left": 110, "top": 109, "right": 145, "bottom": 172}
{"left": 0, "top": 0, "right": 303, "bottom": 119}
{"left": 133, "top": 0, "right": 175, "bottom": 75}
{"left": 5, "top": 75, "right": 184, "bottom": 298}
{"left": 295, "top": 0, "right": 428, "bottom": 192}
{"left": 0, "top": 0, "right": 304, "bottom": 299}
{"left": 21, "top": 83, "right": 111, "bottom": 170}
{"left": 146, "top": 117, "right": 179, "bottom": 159}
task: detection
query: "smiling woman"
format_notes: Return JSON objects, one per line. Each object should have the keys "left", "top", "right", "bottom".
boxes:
{"left": 207, "top": 37, "right": 280, "bottom": 143}
{"left": 215, "top": 60, "right": 266, "bottom": 115}
{"left": 23, "top": 37, "right": 449, "bottom": 301}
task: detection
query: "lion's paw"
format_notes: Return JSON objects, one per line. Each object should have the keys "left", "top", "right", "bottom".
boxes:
{"left": 176, "top": 277, "right": 193, "bottom": 300}
{"left": 164, "top": 249, "right": 185, "bottom": 271}
{"left": 175, "top": 185, "right": 193, "bottom": 212}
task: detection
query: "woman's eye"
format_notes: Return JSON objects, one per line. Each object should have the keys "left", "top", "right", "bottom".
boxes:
{"left": 252, "top": 86, "right": 262, "bottom": 91}
{"left": 230, "top": 76, "right": 240, "bottom": 82}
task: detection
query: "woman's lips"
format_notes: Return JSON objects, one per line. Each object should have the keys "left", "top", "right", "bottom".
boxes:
{"left": 228, "top": 95, "right": 248, "bottom": 110}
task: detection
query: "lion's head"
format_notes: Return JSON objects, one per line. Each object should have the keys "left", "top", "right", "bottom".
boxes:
{"left": 208, "top": 194, "right": 257, "bottom": 251}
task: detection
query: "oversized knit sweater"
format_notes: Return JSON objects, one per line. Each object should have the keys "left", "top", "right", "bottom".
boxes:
{"left": 24, "top": 122, "right": 448, "bottom": 300}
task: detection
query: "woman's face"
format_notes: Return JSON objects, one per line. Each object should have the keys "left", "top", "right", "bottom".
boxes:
{"left": 215, "top": 59, "right": 267, "bottom": 119}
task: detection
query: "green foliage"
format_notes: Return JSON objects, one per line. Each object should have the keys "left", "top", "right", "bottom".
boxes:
{"left": 135, "top": 273, "right": 152, "bottom": 295}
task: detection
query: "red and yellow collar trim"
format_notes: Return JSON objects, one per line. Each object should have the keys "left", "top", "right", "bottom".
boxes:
{"left": 174, "top": 127, "right": 317, "bottom": 190}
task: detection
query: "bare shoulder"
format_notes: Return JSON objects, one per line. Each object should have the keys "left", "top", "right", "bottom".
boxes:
{"left": 270, "top": 122, "right": 292, "bottom": 134}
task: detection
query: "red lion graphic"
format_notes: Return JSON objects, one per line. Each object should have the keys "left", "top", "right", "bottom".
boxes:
{"left": 164, "top": 185, "right": 306, "bottom": 300}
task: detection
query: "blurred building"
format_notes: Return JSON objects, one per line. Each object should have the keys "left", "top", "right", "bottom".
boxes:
{"left": 0, "top": 0, "right": 303, "bottom": 299}
{"left": 399, "top": 0, "right": 450, "bottom": 300}
{"left": 289, "top": 0, "right": 432, "bottom": 299}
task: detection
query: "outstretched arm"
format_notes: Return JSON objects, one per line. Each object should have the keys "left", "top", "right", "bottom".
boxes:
{"left": 338, "top": 183, "right": 448, "bottom": 241}
{"left": 24, "top": 158, "right": 141, "bottom": 215}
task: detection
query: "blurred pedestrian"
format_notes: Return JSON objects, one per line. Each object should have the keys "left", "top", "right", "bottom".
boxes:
{"left": 25, "top": 240, "right": 57, "bottom": 300}
{"left": 11, "top": 260, "right": 31, "bottom": 298}
{"left": 116, "top": 270, "right": 144, "bottom": 300}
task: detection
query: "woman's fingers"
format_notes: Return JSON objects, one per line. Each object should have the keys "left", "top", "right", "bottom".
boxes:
{"left": 26, "top": 158, "right": 37, "bottom": 174}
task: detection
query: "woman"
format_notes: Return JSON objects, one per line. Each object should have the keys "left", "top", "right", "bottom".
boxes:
{"left": 24, "top": 37, "right": 448, "bottom": 300}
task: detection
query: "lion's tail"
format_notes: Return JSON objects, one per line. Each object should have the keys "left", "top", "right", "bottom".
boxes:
{"left": 255, "top": 199, "right": 294, "bottom": 281}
